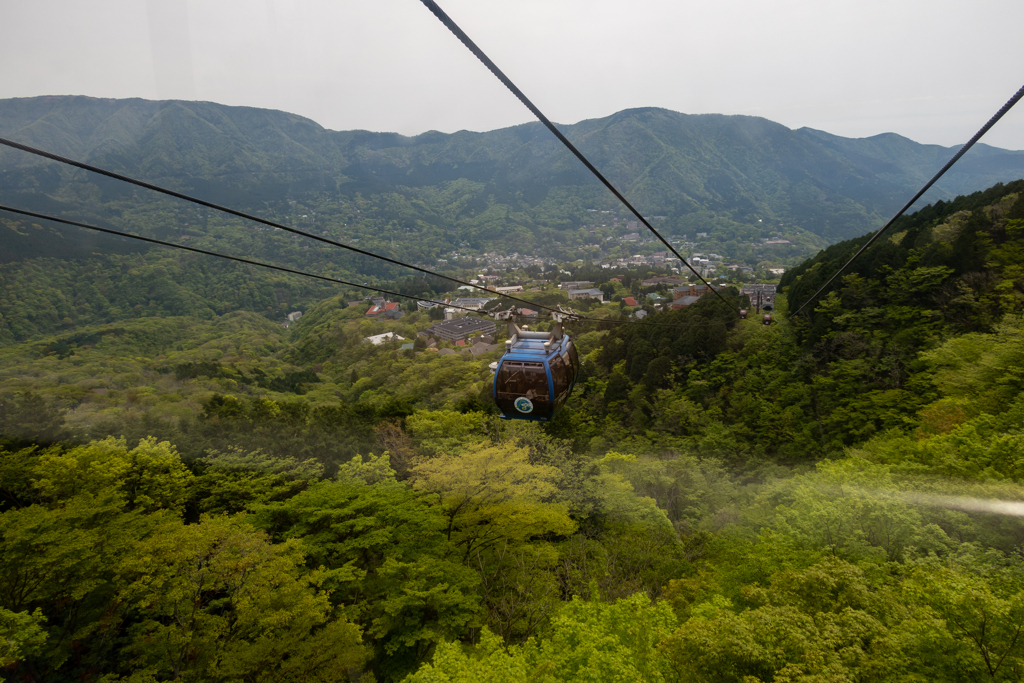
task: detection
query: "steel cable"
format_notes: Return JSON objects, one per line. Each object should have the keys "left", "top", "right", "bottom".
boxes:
{"left": 790, "top": 82, "right": 1024, "bottom": 317}
{"left": 0, "top": 204, "right": 738, "bottom": 330}
{"left": 0, "top": 136, "right": 589, "bottom": 321}
{"left": 417, "top": 0, "right": 738, "bottom": 316}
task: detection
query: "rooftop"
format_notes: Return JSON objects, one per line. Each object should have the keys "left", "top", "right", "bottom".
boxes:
{"left": 429, "top": 316, "right": 498, "bottom": 341}
{"left": 366, "top": 301, "right": 400, "bottom": 316}
{"left": 364, "top": 332, "right": 406, "bottom": 345}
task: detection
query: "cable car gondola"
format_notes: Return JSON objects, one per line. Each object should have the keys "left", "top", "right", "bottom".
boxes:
{"left": 493, "top": 321, "right": 580, "bottom": 421}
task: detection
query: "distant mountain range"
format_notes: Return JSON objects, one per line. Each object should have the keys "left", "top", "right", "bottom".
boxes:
{"left": 2, "top": 95, "right": 1024, "bottom": 243}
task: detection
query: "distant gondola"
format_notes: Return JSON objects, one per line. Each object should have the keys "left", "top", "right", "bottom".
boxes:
{"left": 492, "top": 322, "right": 580, "bottom": 421}
{"left": 739, "top": 309, "right": 748, "bottom": 319}
{"left": 763, "top": 314, "right": 773, "bottom": 325}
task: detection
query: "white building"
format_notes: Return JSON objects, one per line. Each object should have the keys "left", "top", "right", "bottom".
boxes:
{"left": 450, "top": 297, "right": 496, "bottom": 311}
{"left": 363, "top": 332, "right": 407, "bottom": 346}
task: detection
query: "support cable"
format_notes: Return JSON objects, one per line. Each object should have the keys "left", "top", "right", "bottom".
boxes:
{"left": 0, "top": 205, "right": 482, "bottom": 316}
{"left": 0, "top": 205, "right": 735, "bottom": 329}
{"left": 0, "top": 136, "right": 582, "bottom": 320}
{"left": 417, "top": 0, "right": 737, "bottom": 315}
{"left": 790, "top": 82, "right": 1024, "bottom": 318}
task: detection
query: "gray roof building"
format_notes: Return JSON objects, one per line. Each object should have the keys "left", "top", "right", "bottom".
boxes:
{"left": 428, "top": 316, "right": 498, "bottom": 342}
{"left": 559, "top": 281, "right": 594, "bottom": 290}
{"left": 568, "top": 288, "right": 605, "bottom": 302}
{"left": 450, "top": 297, "right": 496, "bottom": 311}
{"left": 671, "top": 296, "right": 701, "bottom": 308}
{"left": 466, "top": 342, "right": 503, "bottom": 356}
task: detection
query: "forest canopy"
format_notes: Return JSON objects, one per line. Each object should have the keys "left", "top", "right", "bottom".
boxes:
{"left": 3, "top": 183, "right": 1024, "bottom": 681}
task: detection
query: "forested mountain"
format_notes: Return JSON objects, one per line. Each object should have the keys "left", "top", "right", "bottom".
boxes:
{"left": 5, "top": 89, "right": 1024, "bottom": 681}
{"left": 2, "top": 95, "right": 1024, "bottom": 258}
{"left": 3, "top": 179, "right": 1024, "bottom": 681}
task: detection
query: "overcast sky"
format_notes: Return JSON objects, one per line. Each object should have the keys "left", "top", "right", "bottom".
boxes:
{"left": 3, "top": 0, "right": 1024, "bottom": 149}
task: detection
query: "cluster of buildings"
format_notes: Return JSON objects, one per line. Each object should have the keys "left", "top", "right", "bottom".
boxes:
{"left": 665, "top": 282, "right": 779, "bottom": 310}
{"left": 670, "top": 283, "right": 725, "bottom": 309}
{"left": 424, "top": 226, "right": 792, "bottom": 281}
{"left": 358, "top": 293, "right": 499, "bottom": 350}
{"left": 595, "top": 252, "right": 684, "bottom": 270}
{"left": 415, "top": 295, "right": 507, "bottom": 320}
{"left": 362, "top": 314, "right": 500, "bottom": 354}
{"left": 465, "top": 252, "right": 556, "bottom": 271}
{"left": 353, "top": 258, "right": 784, "bottom": 351}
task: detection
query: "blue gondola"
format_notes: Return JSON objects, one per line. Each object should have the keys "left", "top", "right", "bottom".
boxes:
{"left": 492, "top": 322, "right": 580, "bottom": 421}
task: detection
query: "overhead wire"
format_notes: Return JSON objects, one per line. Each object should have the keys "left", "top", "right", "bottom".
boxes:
{"left": 416, "top": 0, "right": 738, "bottom": 316}
{"left": 7, "top": 9, "right": 1011, "bottom": 329}
{"left": 790, "top": 82, "right": 1024, "bottom": 318}
{"left": 0, "top": 204, "right": 738, "bottom": 330}
{"left": 0, "top": 136, "right": 598, "bottom": 321}
{"left": 0, "top": 205, "right": 482, "bottom": 317}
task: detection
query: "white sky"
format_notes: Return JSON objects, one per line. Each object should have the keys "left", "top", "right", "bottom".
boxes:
{"left": 3, "top": 0, "right": 1024, "bottom": 149}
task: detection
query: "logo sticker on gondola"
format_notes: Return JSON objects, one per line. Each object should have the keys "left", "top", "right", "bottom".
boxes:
{"left": 514, "top": 397, "right": 534, "bottom": 414}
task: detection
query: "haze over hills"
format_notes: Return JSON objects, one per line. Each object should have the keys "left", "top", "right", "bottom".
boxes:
{"left": 2, "top": 95, "right": 1024, "bottom": 256}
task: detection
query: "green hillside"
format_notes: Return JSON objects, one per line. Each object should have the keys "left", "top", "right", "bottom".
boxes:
{"left": 3, "top": 180, "right": 1024, "bottom": 681}
{"left": 2, "top": 96, "right": 1024, "bottom": 261}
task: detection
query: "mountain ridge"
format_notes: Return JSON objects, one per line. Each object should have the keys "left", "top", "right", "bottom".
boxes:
{"left": 2, "top": 96, "right": 1024, "bottom": 244}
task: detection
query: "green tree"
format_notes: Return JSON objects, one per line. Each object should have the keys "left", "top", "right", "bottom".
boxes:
{"left": 904, "top": 552, "right": 1024, "bottom": 681}
{"left": 405, "top": 410, "right": 488, "bottom": 458}
{"left": 32, "top": 437, "right": 194, "bottom": 514}
{"left": 0, "top": 608, "right": 47, "bottom": 679}
{"left": 254, "top": 474, "right": 480, "bottom": 681}
{"left": 190, "top": 446, "right": 323, "bottom": 514}
{"left": 0, "top": 439, "right": 191, "bottom": 679}
{"left": 411, "top": 441, "right": 577, "bottom": 562}
{"left": 116, "top": 515, "right": 368, "bottom": 682}
{"left": 770, "top": 458, "right": 951, "bottom": 561}
{"left": 663, "top": 558, "right": 889, "bottom": 682}
{"left": 403, "top": 593, "right": 678, "bottom": 683}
